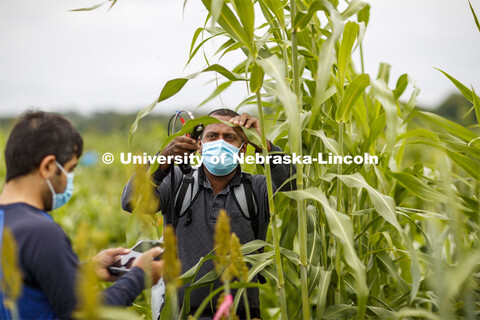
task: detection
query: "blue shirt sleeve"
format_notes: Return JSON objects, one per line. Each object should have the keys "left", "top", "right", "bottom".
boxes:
{"left": 22, "top": 220, "right": 146, "bottom": 318}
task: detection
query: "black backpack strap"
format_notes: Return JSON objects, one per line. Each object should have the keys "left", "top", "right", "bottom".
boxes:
{"left": 241, "top": 173, "right": 259, "bottom": 239}
{"left": 239, "top": 174, "right": 265, "bottom": 284}
{"left": 174, "top": 169, "right": 200, "bottom": 228}
{"left": 174, "top": 171, "right": 194, "bottom": 228}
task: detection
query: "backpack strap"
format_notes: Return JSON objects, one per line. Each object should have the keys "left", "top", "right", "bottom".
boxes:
{"left": 174, "top": 169, "right": 200, "bottom": 227}
{"left": 174, "top": 169, "right": 259, "bottom": 237}
{"left": 233, "top": 173, "right": 259, "bottom": 238}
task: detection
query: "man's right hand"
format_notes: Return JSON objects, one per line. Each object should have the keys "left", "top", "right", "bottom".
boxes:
{"left": 158, "top": 136, "right": 198, "bottom": 172}
{"left": 132, "top": 247, "right": 164, "bottom": 285}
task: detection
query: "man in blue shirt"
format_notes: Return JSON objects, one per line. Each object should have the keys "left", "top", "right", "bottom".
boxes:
{"left": 0, "top": 111, "right": 164, "bottom": 319}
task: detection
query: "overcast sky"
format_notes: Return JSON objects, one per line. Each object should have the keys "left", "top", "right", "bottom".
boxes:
{"left": 1, "top": 0, "right": 479, "bottom": 117}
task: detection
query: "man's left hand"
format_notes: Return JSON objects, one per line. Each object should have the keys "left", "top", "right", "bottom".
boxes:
{"left": 229, "top": 113, "right": 271, "bottom": 152}
{"left": 93, "top": 247, "right": 131, "bottom": 282}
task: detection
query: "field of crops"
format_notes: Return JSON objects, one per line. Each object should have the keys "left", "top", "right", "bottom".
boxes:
{"left": 2, "top": 0, "right": 480, "bottom": 319}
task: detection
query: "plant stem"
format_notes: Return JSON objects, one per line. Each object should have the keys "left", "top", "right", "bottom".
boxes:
{"left": 337, "top": 121, "right": 344, "bottom": 212}
{"left": 255, "top": 91, "right": 288, "bottom": 320}
{"left": 290, "top": 1, "right": 310, "bottom": 319}
{"left": 225, "top": 280, "right": 232, "bottom": 320}
{"left": 360, "top": 43, "right": 365, "bottom": 74}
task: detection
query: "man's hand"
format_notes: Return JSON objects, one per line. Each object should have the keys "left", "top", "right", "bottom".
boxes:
{"left": 93, "top": 247, "right": 130, "bottom": 282}
{"left": 132, "top": 247, "right": 164, "bottom": 285}
{"left": 229, "top": 113, "right": 271, "bottom": 152}
{"left": 158, "top": 136, "right": 198, "bottom": 172}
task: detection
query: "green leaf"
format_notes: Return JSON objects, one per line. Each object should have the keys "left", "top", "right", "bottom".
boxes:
{"left": 357, "top": 3, "right": 370, "bottom": 26}
{"left": 469, "top": 0, "right": 480, "bottom": 32}
{"left": 337, "top": 21, "right": 360, "bottom": 89}
{"left": 250, "top": 64, "right": 265, "bottom": 93}
{"left": 257, "top": 55, "right": 300, "bottom": 153}
{"left": 323, "top": 305, "right": 357, "bottom": 319}
{"left": 393, "top": 74, "right": 408, "bottom": 100}
{"left": 294, "top": 0, "right": 329, "bottom": 30}
{"left": 232, "top": 0, "right": 255, "bottom": 42}
{"left": 387, "top": 171, "right": 450, "bottom": 203}
{"left": 129, "top": 64, "right": 246, "bottom": 144}
{"left": 261, "top": 0, "right": 285, "bottom": 28}
{"left": 370, "top": 78, "right": 398, "bottom": 158}
{"left": 336, "top": 74, "right": 370, "bottom": 121}
{"left": 210, "top": 0, "right": 224, "bottom": 26}
{"left": 341, "top": 0, "right": 368, "bottom": 20}
{"left": 305, "top": 129, "right": 339, "bottom": 155}
{"left": 197, "top": 81, "right": 232, "bottom": 109}
{"left": 327, "top": 173, "right": 401, "bottom": 231}
{"left": 315, "top": 269, "right": 332, "bottom": 319}
{"left": 414, "top": 110, "right": 477, "bottom": 143}
{"left": 313, "top": 2, "right": 344, "bottom": 111}
{"left": 283, "top": 188, "right": 368, "bottom": 316}
{"left": 202, "top": 0, "right": 255, "bottom": 54}
{"left": 472, "top": 87, "right": 480, "bottom": 127}
{"left": 241, "top": 239, "right": 268, "bottom": 254}
{"left": 435, "top": 68, "right": 480, "bottom": 104}
{"left": 376, "top": 251, "right": 409, "bottom": 293}
{"left": 70, "top": 2, "right": 105, "bottom": 11}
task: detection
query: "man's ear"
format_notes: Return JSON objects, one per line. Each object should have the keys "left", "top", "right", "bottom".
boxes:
{"left": 197, "top": 139, "right": 202, "bottom": 153}
{"left": 240, "top": 141, "right": 247, "bottom": 154}
{"left": 38, "top": 155, "right": 57, "bottom": 179}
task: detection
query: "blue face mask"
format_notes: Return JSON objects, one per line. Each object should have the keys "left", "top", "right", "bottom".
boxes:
{"left": 45, "top": 160, "right": 74, "bottom": 210}
{"left": 201, "top": 139, "right": 243, "bottom": 176}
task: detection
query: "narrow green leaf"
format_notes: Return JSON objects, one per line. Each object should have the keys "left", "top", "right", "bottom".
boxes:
{"left": 435, "top": 68, "right": 479, "bottom": 103}
{"left": 202, "top": 0, "right": 254, "bottom": 54}
{"left": 232, "top": 0, "right": 255, "bottom": 42}
{"left": 197, "top": 81, "right": 232, "bottom": 108}
{"left": 468, "top": 0, "right": 480, "bottom": 32}
{"left": 294, "top": 0, "right": 328, "bottom": 30}
{"left": 472, "top": 87, "right": 480, "bottom": 126}
{"left": 341, "top": 0, "right": 368, "bottom": 20}
{"left": 313, "top": 2, "right": 344, "bottom": 111}
{"left": 371, "top": 78, "right": 398, "bottom": 158}
{"left": 315, "top": 269, "right": 332, "bottom": 319}
{"left": 338, "top": 21, "right": 360, "bottom": 89}
{"left": 210, "top": 0, "right": 224, "bottom": 26}
{"left": 257, "top": 55, "right": 300, "bottom": 153}
{"left": 323, "top": 305, "right": 357, "bottom": 319}
{"left": 387, "top": 171, "right": 450, "bottom": 203}
{"left": 336, "top": 74, "right": 370, "bottom": 121}
{"left": 393, "top": 74, "right": 408, "bottom": 100}
{"left": 70, "top": 2, "right": 105, "bottom": 11}
{"left": 283, "top": 188, "right": 368, "bottom": 316}
{"left": 376, "top": 251, "right": 409, "bottom": 293}
{"left": 415, "top": 110, "right": 477, "bottom": 142}
{"left": 328, "top": 173, "right": 402, "bottom": 231}
{"left": 261, "top": 0, "right": 285, "bottom": 28}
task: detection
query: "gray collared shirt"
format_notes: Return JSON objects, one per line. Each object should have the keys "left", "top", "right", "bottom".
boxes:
{"left": 121, "top": 145, "right": 295, "bottom": 313}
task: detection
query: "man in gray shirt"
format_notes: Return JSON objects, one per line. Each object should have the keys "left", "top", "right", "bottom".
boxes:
{"left": 121, "top": 109, "right": 295, "bottom": 319}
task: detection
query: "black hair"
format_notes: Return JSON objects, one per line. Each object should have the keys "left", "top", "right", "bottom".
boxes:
{"left": 4, "top": 111, "right": 83, "bottom": 182}
{"left": 208, "top": 108, "right": 240, "bottom": 118}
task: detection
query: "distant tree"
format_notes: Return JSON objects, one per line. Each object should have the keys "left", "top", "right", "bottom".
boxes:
{"left": 433, "top": 93, "right": 477, "bottom": 127}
